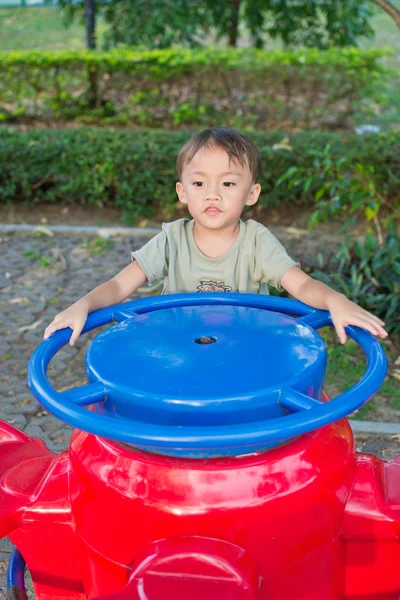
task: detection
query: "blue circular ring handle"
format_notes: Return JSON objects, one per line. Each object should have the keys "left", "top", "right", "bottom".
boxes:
{"left": 7, "top": 547, "right": 27, "bottom": 597}
{"left": 28, "top": 293, "right": 387, "bottom": 457}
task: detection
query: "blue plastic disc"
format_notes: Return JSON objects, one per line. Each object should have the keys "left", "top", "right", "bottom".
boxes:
{"left": 87, "top": 305, "right": 327, "bottom": 427}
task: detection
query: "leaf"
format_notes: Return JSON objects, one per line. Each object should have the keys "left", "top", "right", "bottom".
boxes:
{"left": 18, "top": 319, "right": 43, "bottom": 332}
{"left": 272, "top": 143, "right": 293, "bottom": 151}
{"left": 33, "top": 226, "right": 54, "bottom": 237}
{"left": 9, "top": 297, "right": 29, "bottom": 304}
{"left": 365, "top": 206, "right": 377, "bottom": 221}
{"left": 277, "top": 166, "right": 298, "bottom": 184}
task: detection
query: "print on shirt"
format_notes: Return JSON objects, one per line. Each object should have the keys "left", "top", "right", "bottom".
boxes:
{"left": 197, "top": 280, "right": 233, "bottom": 292}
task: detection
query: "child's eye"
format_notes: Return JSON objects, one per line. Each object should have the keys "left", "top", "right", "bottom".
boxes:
{"left": 192, "top": 181, "right": 204, "bottom": 187}
{"left": 223, "top": 182, "right": 236, "bottom": 187}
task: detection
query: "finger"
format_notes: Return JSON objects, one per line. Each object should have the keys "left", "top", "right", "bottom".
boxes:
{"left": 352, "top": 315, "right": 388, "bottom": 338}
{"left": 373, "top": 316, "right": 386, "bottom": 326}
{"left": 366, "top": 323, "right": 388, "bottom": 338}
{"left": 333, "top": 321, "right": 347, "bottom": 345}
{"left": 348, "top": 316, "right": 388, "bottom": 339}
{"left": 44, "top": 323, "right": 62, "bottom": 339}
{"left": 44, "top": 320, "right": 68, "bottom": 339}
{"left": 359, "top": 311, "right": 385, "bottom": 327}
{"left": 364, "top": 324, "right": 388, "bottom": 339}
{"left": 69, "top": 323, "right": 84, "bottom": 347}
{"left": 352, "top": 318, "right": 380, "bottom": 336}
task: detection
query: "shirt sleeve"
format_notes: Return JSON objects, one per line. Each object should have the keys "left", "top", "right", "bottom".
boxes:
{"left": 255, "top": 226, "right": 300, "bottom": 291}
{"left": 131, "top": 227, "right": 168, "bottom": 285}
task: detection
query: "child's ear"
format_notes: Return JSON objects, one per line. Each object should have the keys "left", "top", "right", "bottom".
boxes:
{"left": 176, "top": 182, "right": 187, "bottom": 205}
{"left": 245, "top": 183, "right": 261, "bottom": 207}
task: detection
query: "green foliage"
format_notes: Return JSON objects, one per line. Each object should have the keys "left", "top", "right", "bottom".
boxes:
{"left": 264, "top": 130, "right": 400, "bottom": 212}
{"left": 82, "top": 236, "right": 115, "bottom": 254}
{"left": 226, "top": 0, "right": 374, "bottom": 49}
{"left": 23, "top": 247, "right": 53, "bottom": 267}
{"left": 0, "top": 127, "right": 398, "bottom": 222}
{"left": 103, "top": 0, "right": 208, "bottom": 50}
{"left": 57, "top": 0, "right": 374, "bottom": 50}
{"left": 58, "top": 0, "right": 208, "bottom": 50}
{"left": 277, "top": 136, "right": 400, "bottom": 230}
{"left": 279, "top": 127, "right": 400, "bottom": 341}
{"left": 310, "top": 231, "right": 400, "bottom": 340}
{"left": 0, "top": 47, "right": 389, "bottom": 129}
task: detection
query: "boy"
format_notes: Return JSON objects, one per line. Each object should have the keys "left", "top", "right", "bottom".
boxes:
{"left": 44, "top": 127, "right": 387, "bottom": 346}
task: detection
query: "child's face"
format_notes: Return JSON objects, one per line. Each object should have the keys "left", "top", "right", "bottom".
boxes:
{"left": 176, "top": 146, "right": 261, "bottom": 231}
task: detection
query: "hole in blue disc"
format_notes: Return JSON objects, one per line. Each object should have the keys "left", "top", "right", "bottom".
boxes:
{"left": 194, "top": 336, "right": 217, "bottom": 345}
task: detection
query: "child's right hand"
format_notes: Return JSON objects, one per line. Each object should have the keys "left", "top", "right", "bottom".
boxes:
{"left": 44, "top": 301, "right": 89, "bottom": 346}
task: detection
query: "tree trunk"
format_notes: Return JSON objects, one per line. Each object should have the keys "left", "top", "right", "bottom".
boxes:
{"left": 370, "top": 0, "right": 400, "bottom": 29}
{"left": 228, "top": 0, "right": 241, "bottom": 47}
{"left": 84, "top": 0, "right": 98, "bottom": 108}
{"left": 87, "top": 66, "right": 99, "bottom": 109}
{"left": 85, "top": 0, "right": 97, "bottom": 50}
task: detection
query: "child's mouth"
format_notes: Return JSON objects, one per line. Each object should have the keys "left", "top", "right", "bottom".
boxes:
{"left": 205, "top": 207, "right": 222, "bottom": 215}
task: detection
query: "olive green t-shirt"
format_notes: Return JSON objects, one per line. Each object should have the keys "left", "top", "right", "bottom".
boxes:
{"left": 132, "top": 218, "right": 299, "bottom": 295}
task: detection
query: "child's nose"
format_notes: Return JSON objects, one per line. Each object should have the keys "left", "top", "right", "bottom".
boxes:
{"left": 204, "top": 186, "right": 221, "bottom": 201}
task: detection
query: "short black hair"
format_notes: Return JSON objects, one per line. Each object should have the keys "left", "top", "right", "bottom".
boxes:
{"left": 176, "top": 126, "right": 261, "bottom": 182}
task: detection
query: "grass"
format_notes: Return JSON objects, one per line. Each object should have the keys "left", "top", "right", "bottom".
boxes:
{"left": 0, "top": 5, "right": 106, "bottom": 51}
{"left": 82, "top": 236, "right": 115, "bottom": 254}
{"left": 359, "top": 1, "right": 400, "bottom": 129}
{"left": 321, "top": 328, "right": 400, "bottom": 421}
{"left": 362, "top": 0, "right": 400, "bottom": 70}
{"left": 23, "top": 246, "right": 52, "bottom": 266}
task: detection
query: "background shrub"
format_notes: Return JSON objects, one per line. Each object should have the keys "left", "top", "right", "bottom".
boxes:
{"left": 0, "top": 47, "right": 389, "bottom": 130}
{"left": 1, "top": 127, "right": 398, "bottom": 220}
{"left": 307, "top": 231, "right": 400, "bottom": 341}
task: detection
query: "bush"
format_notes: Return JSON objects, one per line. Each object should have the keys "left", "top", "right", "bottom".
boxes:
{"left": 0, "top": 47, "right": 390, "bottom": 130}
{"left": 0, "top": 128, "right": 399, "bottom": 221}
{"left": 275, "top": 132, "right": 400, "bottom": 228}
{"left": 309, "top": 231, "right": 400, "bottom": 341}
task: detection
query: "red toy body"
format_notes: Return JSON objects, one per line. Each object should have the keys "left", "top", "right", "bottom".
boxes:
{"left": 0, "top": 295, "right": 394, "bottom": 599}
{"left": 2, "top": 415, "right": 400, "bottom": 600}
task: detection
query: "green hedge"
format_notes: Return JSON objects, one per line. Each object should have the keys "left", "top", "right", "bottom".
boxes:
{"left": 0, "top": 47, "right": 389, "bottom": 129}
{"left": 0, "top": 128, "right": 399, "bottom": 220}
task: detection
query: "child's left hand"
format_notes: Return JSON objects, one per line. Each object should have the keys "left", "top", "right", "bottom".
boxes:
{"left": 281, "top": 267, "right": 388, "bottom": 345}
{"left": 326, "top": 294, "right": 388, "bottom": 344}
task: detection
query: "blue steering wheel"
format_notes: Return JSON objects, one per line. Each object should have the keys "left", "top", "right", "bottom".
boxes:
{"left": 28, "top": 294, "right": 387, "bottom": 458}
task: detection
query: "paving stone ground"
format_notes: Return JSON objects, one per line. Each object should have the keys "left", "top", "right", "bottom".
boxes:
{"left": 1, "top": 229, "right": 400, "bottom": 598}
{"left": 0, "top": 229, "right": 152, "bottom": 452}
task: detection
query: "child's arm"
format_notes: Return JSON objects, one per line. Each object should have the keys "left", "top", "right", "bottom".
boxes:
{"left": 280, "top": 266, "right": 388, "bottom": 344}
{"left": 44, "top": 261, "right": 147, "bottom": 346}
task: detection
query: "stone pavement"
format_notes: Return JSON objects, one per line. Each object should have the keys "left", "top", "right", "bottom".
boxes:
{"left": 1, "top": 228, "right": 400, "bottom": 598}
{"left": 0, "top": 228, "right": 153, "bottom": 452}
